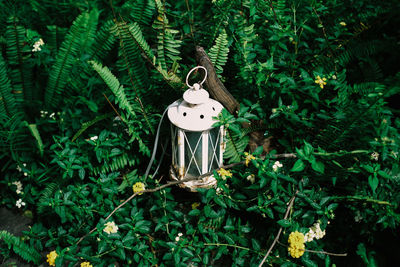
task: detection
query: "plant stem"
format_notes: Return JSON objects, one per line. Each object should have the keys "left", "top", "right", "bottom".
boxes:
{"left": 331, "top": 196, "right": 391, "bottom": 205}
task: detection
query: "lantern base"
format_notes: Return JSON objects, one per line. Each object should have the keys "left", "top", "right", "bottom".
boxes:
{"left": 169, "top": 166, "right": 217, "bottom": 192}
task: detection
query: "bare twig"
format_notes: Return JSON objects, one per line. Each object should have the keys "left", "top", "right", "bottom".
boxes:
{"left": 258, "top": 192, "right": 297, "bottom": 267}
{"left": 276, "top": 240, "right": 347, "bottom": 257}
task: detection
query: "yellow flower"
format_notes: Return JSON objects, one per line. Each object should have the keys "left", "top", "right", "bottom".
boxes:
{"left": 288, "top": 231, "right": 305, "bottom": 258}
{"left": 314, "top": 75, "right": 327, "bottom": 88}
{"left": 340, "top": 21, "right": 347, "bottom": 26}
{"left": 217, "top": 168, "right": 232, "bottom": 179}
{"left": 132, "top": 182, "right": 145, "bottom": 195}
{"left": 81, "top": 262, "right": 93, "bottom": 267}
{"left": 46, "top": 250, "right": 57, "bottom": 266}
{"left": 103, "top": 221, "right": 118, "bottom": 234}
{"left": 191, "top": 202, "right": 200, "bottom": 209}
{"left": 244, "top": 152, "right": 256, "bottom": 167}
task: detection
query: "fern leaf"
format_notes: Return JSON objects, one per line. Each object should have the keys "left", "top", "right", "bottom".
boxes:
{"left": 122, "top": 0, "right": 156, "bottom": 26}
{"left": 25, "top": 122, "right": 44, "bottom": 156}
{"left": 37, "top": 182, "right": 59, "bottom": 214}
{"left": 0, "top": 53, "right": 18, "bottom": 117}
{"left": 5, "top": 16, "right": 35, "bottom": 103}
{"left": 89, "top": 20, "right": 116, "bottom": 60}
{"left": 224, "top": 128, "right": 249, "bottom": 163}
{"left": 209, "top": 29, "right": 229, "bottom": 77}
{"left": 72, "top": 113, "right": 112, "bottom": 142}
{"left": 153, "top": 0, "right": 182, "bottom": 71}
{"left": 45, "top": 12, "right": 89, "bottom": 108}
{"left": 0, "top": 230, "right": 41, "bottom": 264}
{"left": 89, "top": 60, "right": 138, "bottom": 119}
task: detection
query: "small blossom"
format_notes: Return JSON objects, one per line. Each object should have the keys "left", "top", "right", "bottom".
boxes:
{"left": 217, "top": 168, "right": 232, "bottom": 180}
{"left": 49, "top": 113, "right": 56, "bottom": 119}
{"left": 332, "top": 75, "right": 337, "bottom": 80}
{"left": 32, "top": 38, "right": 45, "bottom": 52}
{"left": 304, "top": 222, "right": 326, "bottom": 242}
{"left": 354, "top": 211, "right": 362, "bottom": 222}
{"left": 339, "top": 21, "right": 347, "bottom": 26}
{"left": 272, "top": 161, "right": 283, "bottom": 172}
{"left": 175, "top": 232, "right": 183, "bottom": 241}
{"left": 12, "top": 181, "right": 23, "bottom": 194}
{"left": 191, "top": 202, "right": 200, "bottom": 210}
{"left": 103, "top": 221, "right": 118, "bottom": 234}
{"left": 16, "top": 165, "right": 22, "bottom": 172}
{"left": 272, "top": 108, "right": 278, "bottom": 113}
{"left": 244, "top": 152, "right": 256, "bottom": 167}
{"left": 246, "top": 174, "right": 256, "bottom": 184}
{"left": 90, "top": 135, "right": 98, "bottom": 141}
{"left": 315, "top": 75, "right": 327, "bottom": 89}
{"left": 80, "top": 262, "right": 93, "bottom": 267}
{"left": 16, "top": 199, "right": 25, "bottom": 208}
{"left": 24, "top": 172, "right": 28, "bottom": 177}
{"left": 46, "top": 250, "right": 57, "bottom": 266}
{"left": 370, "top": 152, "right": 379, "bottom": 161}
{"left": 288, "top": 231, "right": 305, "bottom": 258}
{"left": 132, "top": 182, "right": 145, "bottom": 195}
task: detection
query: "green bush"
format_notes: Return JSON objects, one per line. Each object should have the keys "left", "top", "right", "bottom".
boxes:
{"left": 0, "top": 0, "right": 399, "bottom": 266}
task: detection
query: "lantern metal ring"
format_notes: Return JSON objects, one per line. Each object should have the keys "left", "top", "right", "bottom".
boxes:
{"left": 186, "top": 66, "right": 207, "bottom": 88}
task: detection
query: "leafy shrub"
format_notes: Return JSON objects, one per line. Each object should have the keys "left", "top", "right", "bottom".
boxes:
{"left": 0, "top": 0, "right": 399, "bottom": 266}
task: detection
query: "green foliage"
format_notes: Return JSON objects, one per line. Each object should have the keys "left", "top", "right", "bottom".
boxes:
{"left": 0, "top": 0, "right": 400, "bottom": 266}
{"left": 0, "top": 231, "right": 41, "bottom": 264}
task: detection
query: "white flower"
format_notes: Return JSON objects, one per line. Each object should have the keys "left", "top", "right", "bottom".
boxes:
{"left": 49, "top": 113, "right": 55, "bottom": 119}
{"left": 370, "top": 152, "right": 379, "bottom": 161}
{"left": 12, "top": 181, "right": 23, "bottom": 194}
{"left": 304, "top": 222, "right": 326, "bottom": 242}
{"left": 32, "top": 38, "right": 45, "bottom": 52}
{"left": 16, "top": 165, "right": 22, "bottom": 172}
{"left": 354, "top": 211, "right": 362, "bottom": 222}
{"left": 246, "top": 174, "right": 255, "bottom": 184}
{"left": 103, "top": 221, "right": 118, "bottom": 234}
{"left": 272, "top": 161, "right": 283, "bottom": 172}
{"left": 175, "top": 232, "right": 183, "bottom": 242}
{"left": 24, "top": 172, "right": 28, "bottom": 177}
{"left": 16, "top": 199, "right": 26, "bottom": 208}
{"left": 90, "top": 136, "right": 98, "bottom": 141}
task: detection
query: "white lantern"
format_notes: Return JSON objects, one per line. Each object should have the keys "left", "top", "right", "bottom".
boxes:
{"left": 167, "top": 66, "right": 225, "bottom": 190}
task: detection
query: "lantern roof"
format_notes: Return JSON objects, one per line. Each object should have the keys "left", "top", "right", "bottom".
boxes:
{"left": 167, "top": 66, "right": 224, "bottom": 131}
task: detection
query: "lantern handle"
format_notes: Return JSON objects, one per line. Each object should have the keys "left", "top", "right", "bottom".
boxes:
{"left": 186, "top": 66, "right": 207, "bottom": 88}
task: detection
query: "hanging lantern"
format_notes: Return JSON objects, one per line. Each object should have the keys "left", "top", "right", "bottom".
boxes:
{"left": 167, "top": 66, "right": 225, "bottom": 191}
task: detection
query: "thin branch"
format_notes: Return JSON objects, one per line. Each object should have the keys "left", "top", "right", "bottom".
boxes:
{"left": 276, "top": 241, "right": 347, "bottom": 257}
{"left": 258, "top": 192, "right": 297, "bottom": 267}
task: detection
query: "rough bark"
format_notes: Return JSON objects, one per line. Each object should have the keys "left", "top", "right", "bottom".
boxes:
{"left": 195, "top": 46, "right": 240, "bottom": 114}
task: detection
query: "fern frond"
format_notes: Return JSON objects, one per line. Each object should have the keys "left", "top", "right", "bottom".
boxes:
{"left": 25, "top": 122, "right": 44, "bottom": 157}
{"left": 153, "top": 0, "right": 182, "bottom": 71}
{"left": 89, "top": 60, "right": 138, "bottom": 119}
{"left": 45, "top": 25, "right": 68, "bottom": 53}
{"left": 37, "top": 182, "right": 59, "bottom": 214}
{"left": 0, "top": 54, "right": 18, "bottom": 117}
{"left": 79, "top": 9, "right": 99, "bottom": 56}
{"left": 0, "top": 230, "right": 41, "bottom": 264}
{"left": 208, "top": 29, "right": 229, "bottom": 77}
{"left": 112, "top": 21, "right": 150, "bottom": 97}
{"left": 45, "top": 12, "right": 89, "bottom": 108}
{"left": 72, "top": 113, "right": 112, "bottom": 142}
{"left": 224, "top": 129, "right": 249, "bottom": 163}
{"left": 89, "top": 20, "right": 116, "bottom": 60}
{"left": 92, "top": 153, "right": 136, "bottom": 176}
{"left": 5, "top": 16, "right": 35, "bottom": 103}
{"left": 122, "top": 0, "right": 156, "bottom": 26}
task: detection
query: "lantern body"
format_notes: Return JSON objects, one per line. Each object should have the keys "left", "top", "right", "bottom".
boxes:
{"left": 167, "top": 88, "right": 225, "bottom": 190}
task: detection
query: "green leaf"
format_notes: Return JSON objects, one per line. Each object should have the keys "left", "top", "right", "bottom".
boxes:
{"left": 277, "top": 219, "right": 291, "bottom": 228}
{"left": 290, "top": 159, "right": 305, "bottom": 172}
{"left": 368, "top": 175, "right": 379, "bottom": 193}
{"left": 253, "top": 146, "right": 264, "bottom": 156}
{"left": 311, "top": 161, "right": 325, "bottom": 173}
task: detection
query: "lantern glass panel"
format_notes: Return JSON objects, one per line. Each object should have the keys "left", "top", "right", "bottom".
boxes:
{"left": 208, "top": 127, "right": 221, "bottom": 172}
{"left": 184, "top": 131, "right": 203, "bottom": 177}
{"left": 171, "top": 125, "right": 179, "bottom": 169}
